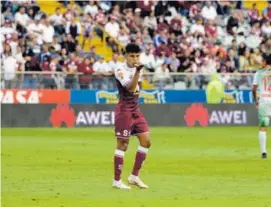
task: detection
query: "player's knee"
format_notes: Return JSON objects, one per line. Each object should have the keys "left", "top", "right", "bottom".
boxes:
{"left": 260, "top": 127, "right": 267, "bottom": 132}
{"left": 142, "top": 139, "right": 151, "bottom": 148}
{"left": 117, "top": 139, "right": 129, "bottom": 151}
{"left": 146, "top": 140, "right": 151, "bottom": 148}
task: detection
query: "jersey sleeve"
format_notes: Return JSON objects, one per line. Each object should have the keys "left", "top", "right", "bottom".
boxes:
{"left": 252, "top": 72, "right": 259, "bottom": 86}
{"left": 115, "top": 67, "right": 131, "bottom": 87}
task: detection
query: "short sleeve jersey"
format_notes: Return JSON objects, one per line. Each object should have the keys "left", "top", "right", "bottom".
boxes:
{"left": 114, "top": 63, "right": 143, "bottom": 111}
{"left": 253, "top": 68, "right": 271, "bottom": 102}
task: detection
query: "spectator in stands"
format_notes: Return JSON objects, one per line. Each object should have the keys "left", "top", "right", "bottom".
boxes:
{"left": 239, "top": 48, "right": 251, "bottom": 72}
{"left": 3, "top": 7, "right": 15, "bottom": 22}
{"left": 61, "top": 34, "right": 76, "bottom": 53}
{"left": 42, "top": 19, "right": 55, "bottom": 44}
{"left": 92, "top": 55, "right": 111, "bottom": 89}
{"left": 66, "top": 16, "right": 81, "bottom": 40}
{"left": 262, "top": 2, "right": 271, "bottom": 20}
{"left": 189, "top": 1, "right": 201, "bottom": 19}
{"left": 63, "top": 52, "right": 78, "bottom": 89}
{"left": 249, "top": 48, "right": 263, "bottom": 71}
{"left": 108, "top": 53, "right": 122, "bottom": 72}
{"left": 51, "top": 36, "right": 61, "bottom": 52}
{"left": 140, "top": 47, "right": 155, "bottom": 72}
{"left": 23, "top": 53, "right": 40, "bottom": 89}
{"left": 227, "top": 11, "right": 239, "bottom": 35}
{"left": 118, "top": 27, "right": 130, "bottom": 46}
{"left": 205, "top": 19, "right": 218, "bottom": 42}
{"left": 245, "top": 30, "right": 262, "bottom": 49}
{"left": 143, "top": 11, "right": 157, "bottom": 37}
{"left": 78, "top": 56, "right": 94, "bottom": 89}
{"left": 190, "top": 17, "right": 205, "bottom": 35}
{"left": 201, "top": 1, "right": 217, "bottom": 21}
{"left": 170, "top": 15, "right": 182, "bottom": 37}
{"left": 3, "top": 50, "right": 18, "bottom": 89}
{"left": 41, "top": 55, "right": 57, "bottom": 89}
{"left": 216, "top": 1, "right": 231, "bottom": 16}
{"left": 89, "top": 46, "right": 99, "bottom": 61}
{"left": 153, "top": 63, "right": 171, "bottom": 89}
{"left": 136, "top": 0, "right": 153, "bottom": 17}
{"left": 248, "top": 3, "right": 260, "bottom": 23}
{"left": 15, "top": 6, "right": 29, "bottom": 36}
{"left": 229, "top": 39, "right": 238, "bottom": 52}
{"left": 168, "top": 52, "right": 180, "bottom": 72}
{"left": 105, "top": 16, "right": 120, "bottom": 38}
{"left": 178, "top": 50, "right": 192, "bottom": 72}
{"left": 226, "top": 49, "right": 239, "bottom": 70}
{"left": 95, "top": 7, "right": 106, "bottom": 25}
{"left": 84, "top": 0, "right": 98, "bottom": 18}
{"left": 261, "top": 20, "right": 271, "bottom": 37}
{"left": 50, "top": 7, "right": 65, "bottom": 35}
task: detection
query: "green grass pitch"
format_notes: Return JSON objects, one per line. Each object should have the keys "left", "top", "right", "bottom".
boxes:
{"left": 2, "top": 127, "right": 271, "bottom": 207}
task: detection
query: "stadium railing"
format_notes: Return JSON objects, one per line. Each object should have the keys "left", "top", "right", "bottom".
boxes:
{"left": 1, "top": 71, "right": 254, "bottom": 90}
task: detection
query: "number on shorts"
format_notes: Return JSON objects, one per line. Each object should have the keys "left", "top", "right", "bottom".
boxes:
{"left": 123, "top": 130, "right": 129, "bottom": 136}
{"left": 263, "top": 77, "right": 271, "bottom": 92}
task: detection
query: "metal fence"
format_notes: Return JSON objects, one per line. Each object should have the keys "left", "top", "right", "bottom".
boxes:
{"left": 1, "top": 71, "right": 254, "bottom": 90}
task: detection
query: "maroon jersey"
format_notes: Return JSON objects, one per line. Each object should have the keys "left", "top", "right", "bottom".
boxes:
{"left": 114, "top": 63, "right": 149, "bottom": 138}
{"left": 114, "top": 63, "right": 142, "bottom": 112}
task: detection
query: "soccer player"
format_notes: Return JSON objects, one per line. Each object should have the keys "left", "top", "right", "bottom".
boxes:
{"left": 252, "top": 54, "right": 271, "bottom": 159}
{"left": 113, "top": 43, "right": 151, "bottom": 189}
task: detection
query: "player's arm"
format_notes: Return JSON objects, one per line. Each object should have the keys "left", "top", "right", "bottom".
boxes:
{"left": 115, "top": 65, "right": 144, "bottom": 93}
{"left": 126, "top": 65, "right": 144, "bottom": 93}
{"left": 252, "top": 72, "right": 258, "bottom": 106}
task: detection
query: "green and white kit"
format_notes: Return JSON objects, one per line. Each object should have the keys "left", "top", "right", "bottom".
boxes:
{"left": 253, "top": 68, "right": 271, "bottom": 127}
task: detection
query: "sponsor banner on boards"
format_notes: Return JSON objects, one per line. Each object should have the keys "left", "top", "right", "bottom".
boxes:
{"left": 1, "top": 104, "right": 259, "bottom": 128}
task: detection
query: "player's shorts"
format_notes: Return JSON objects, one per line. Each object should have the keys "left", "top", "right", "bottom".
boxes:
{"left": 258, "top": 102, "right": 271, "bottom": 127}
{"left": 114, "top": 111, "right": 149, "bottom": 139}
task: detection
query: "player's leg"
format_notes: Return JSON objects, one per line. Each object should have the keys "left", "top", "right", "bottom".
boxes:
{"left": 128, "top": 113, "right": 150, "bottom": 188}
{"left": 258, "top": 102, "right": 269, "bottom": 159}
{"left": 114, "top": 138, "right": 129, "bottom": 182}
{"left": 113, "top": 113, "right": 132, "bottom": 189}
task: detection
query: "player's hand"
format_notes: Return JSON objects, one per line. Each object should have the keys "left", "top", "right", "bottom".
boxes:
{"left": 135, "top": 64, "right": 144, "bottom": 72}
{"left": 255, "top": 101, "right": 259, "bottom": 108}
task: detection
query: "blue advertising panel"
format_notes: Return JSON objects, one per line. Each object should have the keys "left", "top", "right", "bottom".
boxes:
{"left": 70, "top": 90, "right": 254, "bottom": 104}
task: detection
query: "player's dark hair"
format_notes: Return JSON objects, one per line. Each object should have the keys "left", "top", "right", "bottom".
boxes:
{"left": 125, "top": 43, "right": 141, "bottom": 54}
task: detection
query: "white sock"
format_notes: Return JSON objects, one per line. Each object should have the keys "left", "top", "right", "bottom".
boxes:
{"left": 137, "top": 146, "right": 149, "bottom": 154}
{"left": 259, "top": 131, "right": 267, "bottom": 153}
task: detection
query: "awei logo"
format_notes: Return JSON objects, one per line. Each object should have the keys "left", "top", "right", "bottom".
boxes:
{"left": 49, "top": 104, "right": 115, "bottom": 127}
{"left": 50, "top": 104, "right": 76, "bottom": 127}
{"left": 184, "top": 103, "right": 247, "bottom": 127}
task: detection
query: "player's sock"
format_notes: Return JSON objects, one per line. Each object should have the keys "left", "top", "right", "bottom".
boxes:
{"left": 114, "top": 149, "right": 125, "bottom": 181}
{"left": 132, "top": 146, "right": 149, "bottom": 176}
{"left": 259, "top": 131, "right": 267, "bottom": 153}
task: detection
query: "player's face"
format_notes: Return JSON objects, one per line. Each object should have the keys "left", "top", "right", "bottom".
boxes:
{"left": 126, "top": 53, "right": 140, "bottom": 67}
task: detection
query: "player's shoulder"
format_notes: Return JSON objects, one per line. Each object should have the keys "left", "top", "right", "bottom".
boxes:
{"left": 115, "top": 63, "right": 127, "bottom": 73}
{"left": 257, "top": 68, "right": 271, "bottom": 75}
{"left": 115, "top": 63, "right": 127, "bottom": 77}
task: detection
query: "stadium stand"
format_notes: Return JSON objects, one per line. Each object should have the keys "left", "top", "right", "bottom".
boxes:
{"left": 1, "top": 0, "right": 271, "bottom": 90}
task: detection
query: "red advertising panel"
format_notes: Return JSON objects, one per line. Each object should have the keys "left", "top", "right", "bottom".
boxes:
{"left": 0, "top": 89, "right": 70, "bottom": 104}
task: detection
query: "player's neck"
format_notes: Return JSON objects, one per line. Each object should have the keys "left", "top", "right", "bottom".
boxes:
{"left": 126, "top": 62, "right": 134, "bottom": 69}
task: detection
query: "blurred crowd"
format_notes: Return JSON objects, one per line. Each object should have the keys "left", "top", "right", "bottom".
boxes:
{"left": 1, "top": 0, "right": 271, "bottom": 90}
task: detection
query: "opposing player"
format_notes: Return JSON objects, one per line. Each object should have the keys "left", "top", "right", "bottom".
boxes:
{"left": 112, "top": 43, "right": 151, "bottom": 190}
{"left": 252, "top": 54, "right": 271, "bottom": 159}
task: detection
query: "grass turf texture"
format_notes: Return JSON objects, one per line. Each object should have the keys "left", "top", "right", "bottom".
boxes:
{"left": 2, "top": 127, "right": 271, "bottom": 207}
